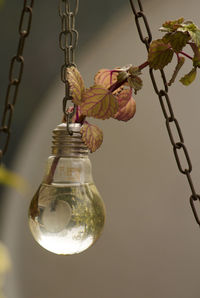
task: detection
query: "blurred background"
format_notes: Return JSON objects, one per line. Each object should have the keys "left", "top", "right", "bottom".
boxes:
{"left": 1, "top": 0, "right": 200, "bottom": 297}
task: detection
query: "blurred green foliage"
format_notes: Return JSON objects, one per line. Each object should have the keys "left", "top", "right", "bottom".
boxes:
{"left": 0, "top": 242, "right": 11, "bottom": 298}
{"left": 0, "top": 166, "right": 26, "bottom": 192}
{"left": 0, "top": 0, "right": 4, "bottom": 8}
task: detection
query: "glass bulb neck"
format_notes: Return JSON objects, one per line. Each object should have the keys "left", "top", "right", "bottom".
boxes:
{"left": 51, "top": 123, "right": 88, "bottom": 157}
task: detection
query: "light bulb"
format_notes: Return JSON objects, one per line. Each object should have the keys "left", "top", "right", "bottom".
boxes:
{"left": 28, "top": 123, "right": 105, "bottom": 255}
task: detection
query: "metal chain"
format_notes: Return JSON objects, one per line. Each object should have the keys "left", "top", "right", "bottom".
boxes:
{"left": 0, "top": 0, "right": 34, "bottom": 164}
{"left": 129, "top": 0, "right": 200, "bottom": 226}
{"left": 59, "top": 0, "right": 79, "bottom": 134}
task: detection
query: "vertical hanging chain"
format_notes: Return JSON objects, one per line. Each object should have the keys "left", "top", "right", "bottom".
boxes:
{"left": 0, "top": 0, "right": 34, "bottom": 164}
{"left": 129, "top": 0, "right": 200, "bottom": 226}
{"left": 59, "top": 0, "right": 79, "bottom": 134}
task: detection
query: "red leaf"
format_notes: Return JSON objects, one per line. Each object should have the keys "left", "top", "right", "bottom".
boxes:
{"left": 81, "top": 85, "right": 118, "bottom": 120}
{"left": 115, "top": 88, "right": 132, "bottom": 109}
{"left": 81, "top": 122, "right": 103, "bottom": 153}
{"left": 95, "top": 69, "right": 118, "bottom": 88}
{"left": 94, "top": 68, "right": 123, "bottom": 93}
{"left": 114, "top": 97, "right": 136, "bottom": 122}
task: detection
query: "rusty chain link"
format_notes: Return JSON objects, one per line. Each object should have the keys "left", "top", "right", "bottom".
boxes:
{"left": 129, "top": 0, "right": 200, "bottom": 226}
{"left": 0, "top": 0, "right": 34, "bottom": 164}
{"left": 59, "top": 0, "right": 79, "bottom": 134}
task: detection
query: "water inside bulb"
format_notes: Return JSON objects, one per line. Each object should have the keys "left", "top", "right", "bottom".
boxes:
{"left": 29, "top": 182, "right": 105, "bottom": 255}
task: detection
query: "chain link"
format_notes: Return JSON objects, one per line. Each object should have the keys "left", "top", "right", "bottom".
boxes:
{"left": 59, "top": 0, "right": 79, "bottom": 134}
{"left": 129, "top": 0, "right": 200, "bottom": 226}
{"left": 0, "top": 0, "right": 34, "bottom": 164}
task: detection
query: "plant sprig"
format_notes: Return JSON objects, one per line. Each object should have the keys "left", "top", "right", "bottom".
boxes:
{"left": 65, "top": 18, "right": 200, "bottom": 153}
{"left": 66, "top": 66, "right": 139, "bottom": 152}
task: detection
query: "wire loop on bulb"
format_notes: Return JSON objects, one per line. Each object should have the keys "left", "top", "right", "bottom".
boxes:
{"left": 66, "top": 113, "right": 73, "bottom": 135}
{"left": 62, "top": 94, "right": 76, "bottom": 135}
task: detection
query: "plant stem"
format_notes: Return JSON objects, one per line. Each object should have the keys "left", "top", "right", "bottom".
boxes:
{"left": 176, "top": 52, "right": 180, "bottom": 61}
{"left": 179, "top": 51, "right": 193, "bottom": 60}
{"left": 138, "top": 61, "right": 149, "bottom": 70}
{"left": 108, "top": 80, "right": 125, "bottom": 93}
{"left": 75, "top": 106, "right": 79, "bottom": 122}
{"left": 45, "top": 156, "right": 60, "bottom": 185}
{"left": 108, "top": 61, "right": 149, "bottom": 93}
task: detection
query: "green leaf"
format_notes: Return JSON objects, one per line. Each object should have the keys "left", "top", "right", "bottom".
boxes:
{"left": 114, "top": 97, "right": 136, "bottom": 122}
{"left": 189, "top": 29, "right": 200, "bottom": 46}
{"left": 193, "top": 56, "right": 200, "bottom": 68}
{"left": 180, "top": 68, "right": 197, "bottom": 85}
{"left": 128, "top": 66, "right": 142, "bottom": 76}
{"left": 159, "top": 18, "right": 184, "bottom": 32}
{"left": 66, "top": 66, "right": 85, "bottom": 105}
{"left": 127, "top": 76, "right": 143, "bottom": 94}
{"left": 168, "top": 57, "right": 185, "bottom": 86}
{"left": 190, "top": 43, "right": 200, "bottom": 67}
{"left": 163, "top": 31, "right": 189, "bottom": 52}
{"left": 178, "top": 22, "right": 200, "bottom": 46}
{"left": 80, "top": 122, "right": 103, "bottom": 153}
{"left": 0, "top": 166, "right": 26, "bottom": 192}
{"left": 148, "top": 39, "right": 174, "bottom": 70}
{"left": 117, "top": 71, "right": 129, "bottom": 83}
{"left": 81, "top": 85, "right": 118, "bottom": 119}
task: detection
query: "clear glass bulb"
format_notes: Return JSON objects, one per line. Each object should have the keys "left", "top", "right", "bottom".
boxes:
{"left": 28, "top": 123, "right": 105, "bottom": 255}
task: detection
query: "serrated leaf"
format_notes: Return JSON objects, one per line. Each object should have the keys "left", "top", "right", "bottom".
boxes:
{"left": 180, "top": 68, "right": 197, "bottom": 85}
{"left": 116, "top": 88, "right": 132, "bottom": 110}
{"left": 168, "top": 57, "right": 185, "bottom": 86}
{"left": 190, "top": 42, "right": 200, "bottom": 67}
{"left": 0, "top": 166, "right": 26, "bottom": 192}
{"left": 81, "top": 85, "right": 118, "bottom": 119}
{"left": 163, "top": 31, "right": 189, "bottom": 52}
{"left": 190, "top": 42, "right": 200, "bottom": 59}
{"left": 190, "top": 30, "right": 200, "bottom": 47}
{"left": 148, "top": 39, "right": 174, "bottom": 70}
{"left": 81, "top": 122, "right": 103, "bottom": 153}
{"left": 117, "top": 71, "right": 129, "bottom": 83}
{"left": 178, "top": 22, "right": 200, "bottom": 46}
{"left": 94, "top": 69, "right": 119, "bottom": 89}
{"left": 66, "top": 66, "right": 85, "bottom": 105}
{"left": 114, "top": 97, "right": 136, "bottom": 122}
{"left": 193, "top": 56, "right": 200, "bottom": 68}
{"left": 160, "top": 18, "right": 184, "bottom": 32}
{"left": 162, "top": 33, "right": 171, "bottom": 44}
{"left": 180, "top": 22, "right": 197, "bottom": 32}
{"left": 128, "top": 66, "right": 142, "bottom": 76}
{"left": 127, "top": 76, "right": 143, "bottom": 94}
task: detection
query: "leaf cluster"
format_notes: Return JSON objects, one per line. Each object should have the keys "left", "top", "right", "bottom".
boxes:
{"left": 148, "top": 18, "right": 200, "bottom": 86}
{"left": 65, "top": 18, "right": 200, "bottom": 153}
{"left": 66, "top": 66, "right": 142, "bottom": 152}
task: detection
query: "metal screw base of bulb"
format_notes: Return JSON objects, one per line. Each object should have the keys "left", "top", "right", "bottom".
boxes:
{"left": 52, "top": 123, "right": 88, "bottom": 157}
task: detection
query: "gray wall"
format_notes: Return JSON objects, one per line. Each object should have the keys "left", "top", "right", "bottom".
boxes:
{"left": 2, "top": 1, "right": 200, "bottom": 298}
